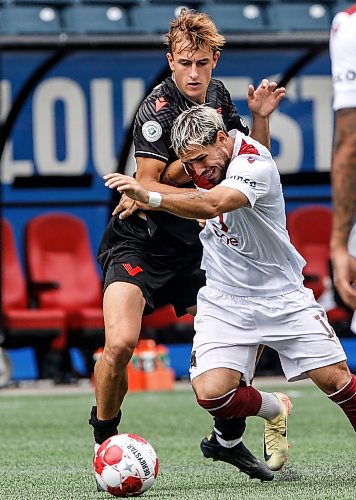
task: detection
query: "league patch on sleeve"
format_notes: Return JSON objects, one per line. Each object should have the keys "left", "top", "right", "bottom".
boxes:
{"left": 142, "top": 121, "right": 163, "bottom": 142}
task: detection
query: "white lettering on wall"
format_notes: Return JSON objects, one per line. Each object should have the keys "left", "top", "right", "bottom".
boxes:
{"left": 123, "top": 78, "right": 145, "bottom": 127}
{"left": 219, "top": 76, "right": 304, "bottom": 174}
{"left": 0, "top": 73, "right": 334, "bottom": 184}
{"left": 0, "top": 80, "right": 33, "bottom": 182}
{"left": 91, "top": 79, "right": 116, "bottom": 176}
{"left": 300, "top": 76, "right": 333, "bottom": 172}
{"left": 123, "top": 78, "right": 145, "bottom": 175}
{"left": 269, "top": 111, "right": 303, "bottom": 173}
{"left": 33, "top": 77, "right": 87, "bottom": 174}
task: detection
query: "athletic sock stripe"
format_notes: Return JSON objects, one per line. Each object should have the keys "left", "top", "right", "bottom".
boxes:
{"left": 204, "top": 392, "right": 236, "bottom": 412}
{"left": 336, "top": 392, "right": 356, "bottom": 406}
{"left": 328, "top": 378, "right": 353, "bottom": 398}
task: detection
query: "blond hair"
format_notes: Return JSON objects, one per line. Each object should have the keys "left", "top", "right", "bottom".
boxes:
{"left": 171, "top": 105, "right": 226, "bottom": 157}
{"left": 164, "top": 9, "right": 225, "bottom": 55}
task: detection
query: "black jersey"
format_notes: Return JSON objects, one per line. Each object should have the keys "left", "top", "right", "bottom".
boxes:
{"left": 133, "top": 76, "right": 249, "bottom": 245}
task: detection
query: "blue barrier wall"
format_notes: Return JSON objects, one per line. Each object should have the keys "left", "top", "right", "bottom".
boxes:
{"left": 2, "top": 47, "right": 333, "bottom": 261}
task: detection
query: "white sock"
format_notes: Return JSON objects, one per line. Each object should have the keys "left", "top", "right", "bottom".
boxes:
{"left": 214, "top": 427, "right": 242, "bottom": 448}
{"left": 257, "top": 392, "right": 282, "bottom": 420}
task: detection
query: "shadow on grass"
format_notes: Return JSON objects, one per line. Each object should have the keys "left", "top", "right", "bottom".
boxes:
{"left": 275, "top": 465, "right": 303, "bottom": 482}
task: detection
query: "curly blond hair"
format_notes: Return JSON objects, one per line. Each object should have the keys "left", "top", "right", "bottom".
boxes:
{"left": 164, "top": 9, "right": 225, "bottom": 55}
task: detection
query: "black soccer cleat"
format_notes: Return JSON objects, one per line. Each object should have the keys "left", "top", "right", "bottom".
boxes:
{"left": 200, "top": 431, "right": 274, "bottom": 482}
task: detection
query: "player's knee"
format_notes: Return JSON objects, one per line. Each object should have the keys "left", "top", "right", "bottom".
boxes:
{"left": 197, "top": 388, "right": 240, "bottom": 418}
{"left": 192, "top": 368, "right": 241, "bottom": 401}
{"left": 331, "top": 362, "right": 352, "bottom": 391}
{"left": 309, "top": 361, "right": 352, "bottom": 393}
{"left": 103, "top": 339, "right": 136, "bottom": 368}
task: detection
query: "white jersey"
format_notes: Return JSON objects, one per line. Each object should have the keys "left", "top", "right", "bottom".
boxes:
{"left": 199, "top": 130, "right": 306, "bottom": 297}
{"left": 330, "top": 5, "right": 356, "bottom": 111}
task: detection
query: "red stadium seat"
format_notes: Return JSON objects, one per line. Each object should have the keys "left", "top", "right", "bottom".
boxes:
{"left": 142, "top": 304, "right": 193, "bottom": 330}
{"left": 141, "top": 304, "right": 194, "bottom": 344}
{"left": 287, "top": 205, "right": 332, "bottom": 300}
{"left": 25, "top": 212, "right": 104, "bottom": 350}
{"left": 286, "top": 205, "right": 352, "bottom": 329}
{"left": 1, "top": 218, "right": 65, "bottom": 350}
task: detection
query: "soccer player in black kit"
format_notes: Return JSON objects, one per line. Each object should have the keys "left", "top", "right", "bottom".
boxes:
{"left": 89, "top": 9, "right": 286, "bottom": 484}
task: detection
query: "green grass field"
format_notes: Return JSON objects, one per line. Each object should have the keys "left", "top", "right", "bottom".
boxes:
{"left": 0, "top": 382, "right": 355, "bottom": 500}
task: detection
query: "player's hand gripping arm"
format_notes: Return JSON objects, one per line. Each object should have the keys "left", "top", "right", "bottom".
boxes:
{"left": 247, "top": 79, "right": 286, "bottom": 151}
{"left": 104, "top": 173, "right": 249, "bottom": 219}
{"left": 112, "top": 157, "right": 196, "bottom": 218}
{"left": 330, "top": 108, "right": 356, "bottom": 309}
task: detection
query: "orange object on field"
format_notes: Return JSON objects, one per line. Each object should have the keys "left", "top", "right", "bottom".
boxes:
{"left": 130, "top": 339, "right": 174, "bottom": 392}
{"left": 92, "top": 341, "right": 175, "bottom": 392}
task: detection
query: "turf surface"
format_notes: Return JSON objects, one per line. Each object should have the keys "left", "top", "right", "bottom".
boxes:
{"left": 0, "top": 382, "right": 354, "bottom": 499}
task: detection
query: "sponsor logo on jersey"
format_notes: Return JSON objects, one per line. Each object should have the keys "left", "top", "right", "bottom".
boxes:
{"left": 211, "top": 223, "right": 240, "bottom": 247}
{"left": 122, "top": 263, "right": 143, "bottom": 276}
{"left": 155, "top": 97, "right": 169, "bottom": 112}
{"left": 229, "top": 175, "right": 257, "bottom": 188}
{"left": 142, "top": 121, "right": 162, "bottom": 142}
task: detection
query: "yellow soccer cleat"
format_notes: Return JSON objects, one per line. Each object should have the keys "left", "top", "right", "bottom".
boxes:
{"left": 264, "top": 392, "right": 292, "bottom": 471}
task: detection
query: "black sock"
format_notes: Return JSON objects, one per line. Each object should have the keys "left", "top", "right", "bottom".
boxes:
{"left": 89, "top": 406, "right": 122, "bottom": 445}
{"left": 214, "top": 417, "right": 246, "bottom": 441}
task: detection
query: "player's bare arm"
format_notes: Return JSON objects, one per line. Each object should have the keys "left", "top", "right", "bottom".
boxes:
{"left": 104, "top": 173, "right": 249, "bottom": 219}
{"left": 331, "top": 108, "right": 356, "bottom": 251}
{"left": 160, "top": 159, "right": 191, "bottom": 186}
{"left": 248, "top": 79, "right": 286, "bottom": 151}
{"left": 112, "top": 157, "right": 196, "bottom": 217}
{"left": 330, "top": 108, "right": 356, "bottom": 308}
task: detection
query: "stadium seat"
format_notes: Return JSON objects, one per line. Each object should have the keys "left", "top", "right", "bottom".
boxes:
{"left": 287, "top": 205, "right": 333, "bottom": 299}
{"left": 11, "top": 0, "right": 72, "bottom": 5}
{"left": 266, "top": 3, "right": 331, "bottom": 30}
{"left": 1, "top": 218, "right": 65, "bottom": 351}
{"left": 0, "top": 5, "right": 62, "bottom": 34}
{"left": 147, "top": 0, "right": 200, "bottom": 6}
{"left": 80, "top": 0, "right": 140, "bottom": 5}
{"left": 203, "top": 3, "right": 265, "bottom": 32}
{"left": 25, "top": 212, "right": 104, "bottom": 351}
{"left": 286, "top": 205, "right": 353, "bottom": 330}
{"left": 130, "top": 4, "right": 186, "bottom": 32}
{"left": 62, "top": 4, "right": 131, "bottom": 33}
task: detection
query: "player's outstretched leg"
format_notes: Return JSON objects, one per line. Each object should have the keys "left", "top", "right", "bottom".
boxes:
{"left": 200, "top": 430, "right": 274, "bottom": 481}
{"left": 263, "top": 392, "right": 292, "bottom": 471}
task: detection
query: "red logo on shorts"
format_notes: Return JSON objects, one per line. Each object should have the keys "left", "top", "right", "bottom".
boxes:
{"left": 122, "top": 263, "right": 143, "bottom": 276}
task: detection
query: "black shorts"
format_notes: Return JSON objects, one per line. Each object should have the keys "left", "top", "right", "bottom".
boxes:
{"left": 97, "top": 214, "right": 205, "bottom": 316}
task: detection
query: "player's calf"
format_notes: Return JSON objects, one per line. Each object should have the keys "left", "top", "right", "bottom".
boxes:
{"left": 328, "top": 375, "right": 356, "bottom": 431}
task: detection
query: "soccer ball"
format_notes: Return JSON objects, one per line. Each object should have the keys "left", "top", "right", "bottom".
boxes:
{"left": 94, "top": 433, "right": 159, "bottom": 497}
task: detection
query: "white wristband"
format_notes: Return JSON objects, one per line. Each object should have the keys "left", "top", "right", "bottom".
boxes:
{"left": 147, "top": 191, "right": 162, "bottom": 208}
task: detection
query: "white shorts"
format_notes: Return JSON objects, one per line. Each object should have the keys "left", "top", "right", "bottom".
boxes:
{"left": 190, "top": 285, "right": 347, "bottom": 384}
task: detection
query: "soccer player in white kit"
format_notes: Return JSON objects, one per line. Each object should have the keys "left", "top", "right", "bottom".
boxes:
{"left": 330, "top": 5, "right": 356, "bottom": 325}
{"left": 104, "top": 105, "right": 356, "bottom": 472}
